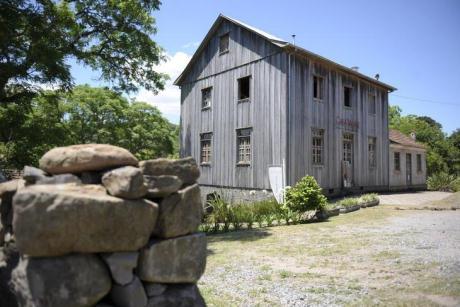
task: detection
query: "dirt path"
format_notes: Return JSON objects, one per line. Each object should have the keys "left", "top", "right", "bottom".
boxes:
{"left": 200, "top": 205, "right": 460, "bottom": 306}
{"left": 378, "top": 191, "right": 452, "bottom": 206}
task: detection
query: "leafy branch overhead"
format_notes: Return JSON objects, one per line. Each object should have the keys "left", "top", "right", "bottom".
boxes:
{"left": 0, "top": 0, "right": 168, "bottom": 104}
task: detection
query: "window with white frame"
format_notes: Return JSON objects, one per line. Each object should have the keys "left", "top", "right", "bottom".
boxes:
{"left": 417, "top": 154, "right": 422, "bottom": 172}
{"left": 368, "top": 137, "right": 376, "bottom": 168}
{"left": 313, "top": 76, "right": 324, "bottom": 101}
{"left": 368, "top": 94, "right": 376, "bottom": 115}
{"left": 312, "top": 128, "right": 324, "bottom": 165}
{"left": 394, "top": 152, "right": 401, "bottom": 171}
{"left": 200, "top": 133, "right": 212, "bottom": 164}
{"left": 219, "top": 33, "right": 229, "bottom": 54}
{"left": 343, "top": 133, "right": 353, "bottom": 164}
{"left": 237, "top": 128, "right": 251, "bottom": 164}
{"left": 201, "top": 87, "right": 212, "bottom": 109}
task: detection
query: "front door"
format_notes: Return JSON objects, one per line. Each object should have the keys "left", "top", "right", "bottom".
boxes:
{"left": 406, "top": 153, "right": 412, "bottom": 186}
{"left": 342, "top": 133, "right": 353, "bottom": 187}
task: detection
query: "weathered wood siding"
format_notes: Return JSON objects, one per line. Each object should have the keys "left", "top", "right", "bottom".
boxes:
{"left": 180, "top": 20, "right": 287, "bottom": 189}
{"left": 182, "top": 20, "right": 281, "bottom": 84}
{"left": 286, "top": 54, "right": 390, "bottom": 190}
{"left": 180, "top": 19, "right": 393, "bottom": 193}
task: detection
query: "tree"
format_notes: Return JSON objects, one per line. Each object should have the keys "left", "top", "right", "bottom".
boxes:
{"left": 389, "top": 104, "right": 459, "bottom": 176}
{"left": 0, "top": 0, "right": 167, "bottom": 105}
{"left": 0, "top": 85, "right": 178, "bottom": 168}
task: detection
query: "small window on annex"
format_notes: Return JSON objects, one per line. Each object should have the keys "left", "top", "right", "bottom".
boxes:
{"left": 219, "top": 33, "right": 229, "bottom": 54}
{"left": 368, "top": 94, "right": 376, "bottom": 115}
{"left": 344, "top": 86, "right": 352, "bottom": 108}
{"left": 201, "top": 87, "right": 212, "bottom": 109}
{"left": 394, "top": 152, "right": 401, "bottom": 171}
{"left": 313, "top": 76, "right": 324, "bottom": 100}
{"left": 200, "top": 133, "right": 212, "bottom": 164}
{"left": 238, "top": 76, "right": 251, "bottom": 101}
{"left": 417, "top": 154, "right": 422, "bottom": 172}
{"left": 312, "top": 128, "right": 324, "bottom": 165}
{"left": 236, "top": 128, "right": 251, "bottom": 164}
{"left": 368, "top": 137, "right": 376, "bottom": 168}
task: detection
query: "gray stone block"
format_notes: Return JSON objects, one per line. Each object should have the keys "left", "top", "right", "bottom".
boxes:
{"left": 110, "top": 276, "right": 147, "bottom": 307}
{"left": 101, "top": 252, "right": 139, "bottom": 286}
{"left": 138, "top": 233, "right": 207, "bottom": 283}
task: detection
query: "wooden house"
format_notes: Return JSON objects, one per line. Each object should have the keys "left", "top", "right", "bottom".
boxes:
{"left": 175, "top": 14, "right": 399, "bottom": 201}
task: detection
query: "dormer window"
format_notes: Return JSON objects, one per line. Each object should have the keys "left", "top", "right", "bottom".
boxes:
{"left": 219, "top": 33, "right": 229, "bottom": 54}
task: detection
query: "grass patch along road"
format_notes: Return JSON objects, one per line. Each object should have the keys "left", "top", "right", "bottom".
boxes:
{"left": 199, "top": 197, "right": 460, "bottom": 306}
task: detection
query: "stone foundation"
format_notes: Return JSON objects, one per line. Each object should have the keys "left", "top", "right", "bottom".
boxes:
{"left": 0, "top": 144, "right": 206, "bottom": 307}
{"left": 200, "top": 185, "right": 274, "bottom": 204}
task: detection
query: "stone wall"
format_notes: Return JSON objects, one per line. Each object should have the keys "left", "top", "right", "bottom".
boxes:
{"left": 0, "top": 144, "right": 207, "bottom": 307}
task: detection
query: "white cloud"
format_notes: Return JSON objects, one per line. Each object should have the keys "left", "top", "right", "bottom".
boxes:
{"left": 182, "top": 41, "right": 200, "bottom": 50}
{"left": 136, "top": 51, "right": 192, "bottom": 123}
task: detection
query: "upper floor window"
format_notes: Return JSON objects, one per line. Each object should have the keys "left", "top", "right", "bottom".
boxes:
{"left": 201, "top": 87, "right": 212, "bottom": 109}
{"left": 368, "top": 137, "right": 376, "bottom": 168}
{"left": 219, "top": 33, "right": 229, "bottom": 54}
{"left": 313, "top": 76, "right": 324, "bottom": 101}
{"left": 368, "top": 94, "right": 376, "bottom": 115}
{"left": 417, "top": 154, "right": 422, "bottom": 172}
{"left": 238, "top": 76, "right": 251, "bottom": 102}
{"left": 200, "top": 133, "right": 212, "bottom": 164}
{"left": 394, "top": 152, "right": 400, "bottom": 171}
{"left": 237, "top": 128, "right": 252, "bottom": 165}
{"left": 344, "top": 86, "right": 352, "bottom": 108}
{"left": 312, "top": 128, "right": 324, "bottom": 165}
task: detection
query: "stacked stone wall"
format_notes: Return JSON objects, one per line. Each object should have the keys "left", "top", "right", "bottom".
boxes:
{"left": 0, "top": 144, "right": 206, "bottom": 307}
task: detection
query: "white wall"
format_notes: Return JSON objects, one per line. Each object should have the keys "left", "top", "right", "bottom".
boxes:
{"left": 389, "top": 145, "right": 426, "bottom": 188}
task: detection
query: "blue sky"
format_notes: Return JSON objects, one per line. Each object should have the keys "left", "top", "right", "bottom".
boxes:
{"left": 71, "top": 0, "right": 460, "bottom": 134}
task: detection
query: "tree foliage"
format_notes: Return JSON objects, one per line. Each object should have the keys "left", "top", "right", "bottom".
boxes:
{"left": 389, "top": 105, "right": 460, "bottom": 176}
{"left": 0, "top": 85, "right": 178, "bottom": 168}
{"left": 0, "top": 0, "right": 167, "bottom": 105}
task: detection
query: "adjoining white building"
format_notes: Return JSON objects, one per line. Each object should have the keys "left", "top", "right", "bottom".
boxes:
{"left": 389, "top": 129, "right": 427, "bottom": 191}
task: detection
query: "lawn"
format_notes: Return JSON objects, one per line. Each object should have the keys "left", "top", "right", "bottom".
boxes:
{"left": 199, "top": 195, "right": 460, "bottom": 306}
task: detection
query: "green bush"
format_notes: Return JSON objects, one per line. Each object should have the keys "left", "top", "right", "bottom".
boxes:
{"left": 359, "top": 193, "right": 379, "bottom": 203}
{"left": 337, "top": 197, "right": 359, "bottom": 208}
{"left": 284, "top": 175, "right": 327, "bottom": 213}
{"left": 427, "top": 172, "right": 458, "bottom": 192}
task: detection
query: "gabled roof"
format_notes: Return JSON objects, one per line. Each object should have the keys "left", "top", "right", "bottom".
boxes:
{"left": 175, "top": 14, "right": 396, "bottom": 92}
{"left": 389, "top": 129, "right": 427, "bottom": 149}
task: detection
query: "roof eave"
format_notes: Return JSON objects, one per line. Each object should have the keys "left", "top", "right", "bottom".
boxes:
{"left": 284, "top": 45, "right": 397, "bottom": 92}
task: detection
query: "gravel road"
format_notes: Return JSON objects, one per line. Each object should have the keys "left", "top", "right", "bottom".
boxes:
{"left": 200, "top": 207, "right": 460, "bottom": 306}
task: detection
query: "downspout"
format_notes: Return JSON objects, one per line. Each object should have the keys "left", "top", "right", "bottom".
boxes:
{"left": 285, "top": 49, "right": 291, "bottom": 189}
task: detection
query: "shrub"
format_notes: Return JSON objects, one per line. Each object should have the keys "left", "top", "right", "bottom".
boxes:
{"left": 337, "top": 197, "right": 359, "bottom": 208}
{"left": 359, "top": 193, "right": 379, "bottom": 203}
{"left": 452, "top": 178, "right": 460, "bottom": 192}
{"left": 251, "top": 198, "right": 280, "bottom": 227}
{"left": 230, "top": 204, "right": 246, "bottom": 231}
{"left": 427, "top": 172, "right": 457, "bottom": 192}
{"left": 284, "top": 175, "right": 327, "bottom": 213}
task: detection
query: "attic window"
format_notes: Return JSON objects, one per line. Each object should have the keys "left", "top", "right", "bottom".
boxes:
{"left": 219, "top": 33, "right": 229, "bottom": 54}
{"left": 238, "top": 76, "right": 251, "bottom": 101}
